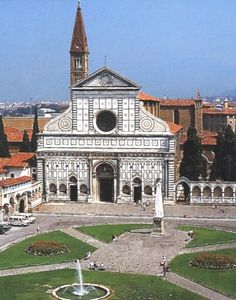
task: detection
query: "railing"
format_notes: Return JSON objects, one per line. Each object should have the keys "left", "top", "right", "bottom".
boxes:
{"left": 191, "top": 196, "right": 236, "bottom": 204}
{"left": 29, "top": 197, "right": 43, "bottom": 209}
{"left": 3, "top": 182, "right": 32, "bottom": 193}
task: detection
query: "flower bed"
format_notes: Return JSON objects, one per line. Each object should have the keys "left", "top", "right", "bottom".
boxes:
{"left": 25, "top": 240, "right": 70, "bottom": 256}
{"left": 191, "top": 252, "right": 236, "bottom": 270}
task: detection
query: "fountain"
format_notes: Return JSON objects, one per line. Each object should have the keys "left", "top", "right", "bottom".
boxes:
{"left": 72, "top": 260, "right": 87, "bottom": 296}
{"left": 52, "top": 260, "right": 111, "bottom": 300}
{"left": 153, "top": 178, "right": 164, "bottom": 233}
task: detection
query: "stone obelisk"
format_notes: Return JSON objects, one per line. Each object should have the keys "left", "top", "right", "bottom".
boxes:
{"left": 153, "top": 178, "right": 164, "bottom": 233}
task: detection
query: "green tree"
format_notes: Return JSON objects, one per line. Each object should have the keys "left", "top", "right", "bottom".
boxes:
{"left": 0, "top": 115, "right": 10, "bottom": 157}
{"left": 31, "top": 108, "right": 39, "bottom": 152}
{"left": 20, "top": 130, "right": 31, "bottom": 152}
{"left": 232, "top": 135, "right": 236, "bottom": 181}
{"left": 179, "top": 127, "right": 203, "bottom": 180}
{"left": 210, "top": 125, "right": 236, "bottom": 181}
{"left": 222, "top": 125, "right": 235, "bottom": 181}
{"left": 210, "top": 132, "right": 224, "bottom": 181}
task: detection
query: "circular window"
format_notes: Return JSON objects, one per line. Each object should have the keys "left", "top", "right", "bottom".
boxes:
{"left": 96, "top": 110, "right": 117, "bottom": 132}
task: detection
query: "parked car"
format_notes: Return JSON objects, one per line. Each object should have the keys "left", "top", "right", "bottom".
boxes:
{"left": 0, "top": 227, "right": 6, "bottom": 234}
{"left": 0, "top": 222, "right": 11, "bottom": 230}
{"left": 0, "top": 222, "right": 11, "bottom": 234}
{"left": 15, "top": 213, "right": 36, "bottom": 224}
{"left": 8, "top": 216, "right": 30, "bottom": 227}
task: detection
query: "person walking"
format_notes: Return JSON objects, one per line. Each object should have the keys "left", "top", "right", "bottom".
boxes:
{"left": 160, "top": 256, "right": 169, "bottom": 278}
{"left": 162, "top": 263, "right": 170, "bottom": 278}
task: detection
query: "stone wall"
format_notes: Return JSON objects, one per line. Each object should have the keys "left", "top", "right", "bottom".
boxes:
{"left": 159, "top": 106, "right": 195, "bottom": 132}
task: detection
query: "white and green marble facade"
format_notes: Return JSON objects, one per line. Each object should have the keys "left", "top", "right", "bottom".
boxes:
{"left": 37, "top": 67, "right": 175, "bottom": 204}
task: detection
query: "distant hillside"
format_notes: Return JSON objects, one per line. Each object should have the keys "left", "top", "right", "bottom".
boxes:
{"left": 220, "top": 89, "right": 236, "bottom": 99}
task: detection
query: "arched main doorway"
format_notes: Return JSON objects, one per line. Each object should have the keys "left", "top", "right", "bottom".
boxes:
{"left": 96, "top": 163, "right": 114, "bottom": 202}
{"left": 175, "top": 180, "right": 190, "bottom": 204}
{"left": 133, "top": 177, "right": 142, "bottom": 203}
{"left": 69, "top": 176, "right": 78, "bottom": 201}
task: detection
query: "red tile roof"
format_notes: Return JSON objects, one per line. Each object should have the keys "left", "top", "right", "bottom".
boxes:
{"left": 167, "top": 122, "right": 183, "bottom": 134}
{"left": 0, "top": 176, "right": 31, "bottom": 188}
{"left": 201, "top": 136, "right": 217, "bottom": 146}
{"left": 202, "top": 102, "right": 214, "bottom": 108}
{"left": 3, "top": 117, "right": 50, "bottom": 132}
{"left": 138, "top": 91, "right": 161, "bottom": 102}
{"left": 70, "top": 4, "right": 88, "bottom": 53}
{"left": 179, "top": 132, "right": 217, "bottom": 146}
{"left": 0, "top": 168, "right": 7, "bottom": 174}
{"left": 160, "top": 99, "right": 195, "bottom": 106}
{"left": 203, "top": 108, "right": 236, "bottom": 115}
{"left": 138, "top": 92, "right": 196, "bottom": 107}
{"left": 0, "top": 152, "right": 35, "bottom": 169}
{"left": 5, "top": 127, "right": 32, "bottom": 143}
{"left": 201, "top": 130, "right": 218, "bottom": 137}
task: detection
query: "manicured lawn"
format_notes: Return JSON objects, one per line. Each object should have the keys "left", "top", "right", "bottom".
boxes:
{"left": 0, "top": 231, "right": 96, "bottom": 269}
{"left": 0, "top": 269, "right": 206, "bottom": 300}
{"left": 76, "top": 223, "right": 153, "bottom": 242}
{"left": 178, "top": 225, "right": 236, "bottom": 247}
{"left": 170, "top": 248, "right": 236, "bottom": 298}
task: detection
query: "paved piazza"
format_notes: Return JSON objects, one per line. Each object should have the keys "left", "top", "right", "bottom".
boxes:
{"left": 2, "top": 203, "right": 236, "bottom": 250}
{"left": 79, "top": 222, "right": 188, "bottom": 276}
{"left": 1, "top": 203, "right": 236, "bottom": 300}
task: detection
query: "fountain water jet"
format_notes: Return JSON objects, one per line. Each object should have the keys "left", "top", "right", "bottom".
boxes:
{"left": 52, "top": 259, "right": 110, "bottom": 300}
{"left": 73, "top": 260, "right": 89, "bottom": 296}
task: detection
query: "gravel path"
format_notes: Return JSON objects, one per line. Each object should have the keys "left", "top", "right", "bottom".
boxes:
{"left": 61, "top": 227, "right": 105, "bottom": 248}
{"left": 179, "top": 241, "right": 236, "bottom": 254}
{"left": 166, "top": 272, "right": 233, "bottom": 300}
{"left": 0, "top": 224, "right": 235, "bottom": 300}
{"left": 1, "top": 202, "right": 236, "bottom": 300}
{"left": 62, "top": 224, "right": 189, "bottom": 276}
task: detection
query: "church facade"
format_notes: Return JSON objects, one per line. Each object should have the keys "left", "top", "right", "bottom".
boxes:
{"left": 37, "top": 67, "right": 176, "bottom": 204}
{"left": 36, "top": 3, "right": 176, "bottom": 204}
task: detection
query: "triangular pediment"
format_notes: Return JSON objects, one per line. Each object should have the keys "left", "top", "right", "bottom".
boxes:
{"left": 72, "top": 67, "right": 141, "bottom": 90}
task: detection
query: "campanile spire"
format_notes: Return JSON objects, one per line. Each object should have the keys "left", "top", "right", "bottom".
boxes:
{"left": 70, "top": 1, "right": 89, "bottom": 86}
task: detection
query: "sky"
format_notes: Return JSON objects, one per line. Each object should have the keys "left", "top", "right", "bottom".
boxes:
{"left": 0, "top": 0, "right": 236, "bottom": 102}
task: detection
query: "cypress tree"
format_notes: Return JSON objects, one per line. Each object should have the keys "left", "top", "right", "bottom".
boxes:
{"left": 20, "top": 130, "right": 31, "bottom": 152}
{"left": 0, "top": 115, "right": 10, "bottom": 157}
{"left": 210, "top": 132, "right": 224, "bottom": 181}
{"left": 210, "top": 125, "right": 236, "bottom": 181}
{"left": 179, "top": 126, "right": 203, "bottom": 181}
{"left": 231, "top": 135, "right": 236, "bottom": 181}
{"left": 222, "top": 125, "right": 235, "bottom": 181}
{"left": 31, "top": 108, "right": 39, "bottom": 152}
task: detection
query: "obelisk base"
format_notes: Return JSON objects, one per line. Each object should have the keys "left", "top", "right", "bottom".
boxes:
{"left": 153, "top": 217, "right": 164, "bottom": 233}
{"left": 87, "top": 195, "right": 93, "bottom": 203}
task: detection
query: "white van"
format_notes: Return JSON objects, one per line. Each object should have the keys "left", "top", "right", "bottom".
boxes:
{"left": 16, "top": 213, "right": 36, "bottom": 224}
{"left": 9, "top": 216, "right": 30, "bottom": 227}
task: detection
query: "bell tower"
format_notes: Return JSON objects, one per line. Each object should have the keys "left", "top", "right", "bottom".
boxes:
{"left": 194, "top": 89, "right": 203, "bottom": 133}
{"left": 70, "top": 1, "right": 89, "bottom": 86}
